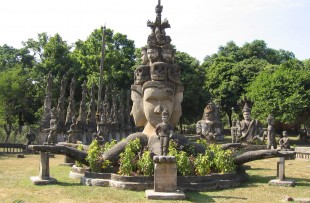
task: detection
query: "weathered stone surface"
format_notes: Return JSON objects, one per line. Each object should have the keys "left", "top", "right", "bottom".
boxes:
{"left": 30, "top": 176, "right": 57, "bottom": 185}
{"left": 268, "top": 179, "right": 295, "bottom": 187}
{"left": 17, "top": 154, "right": 25, "bottom": 158}
{"left": 145, "top": 189, "right": 186, "bottom": 200}
{"left": 154, "top": 160, "right": 177, "bottom": 192}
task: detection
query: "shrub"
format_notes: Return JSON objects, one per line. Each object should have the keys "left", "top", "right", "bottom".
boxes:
{"left": 137, "top": 150, "right": 154, "bottom": 176}
{"left": 75, "top": 144, "right": 85, "bottom": 167}
{"left": 118, "top": 138, "right": 141, "bottom": 176}
{"left": 86, "top": 140, "right": 103, "bottom": 172}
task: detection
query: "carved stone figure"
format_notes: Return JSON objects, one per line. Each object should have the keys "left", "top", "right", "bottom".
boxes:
{"left": 231, "top": 119, "right": 240, "bottom": 143}
{"left": 67, "top": 116, "right": 78, "bottom": 143}
{"left": 279, "top": 131, "right": 290, "bottom": 149}
{"left": 45, "top": 108, "right": 58, "bottom": 144}
{"left": 266, "top": 114, "right": 277, "bottom": 149}
{"left": 26, "top": 128, "right": 36, "bottom": 148}
{"left": 238, "top": 103, "right": 264, "bottom": 143}
{"left": 196, "top": 102, "right": 223, "bottom": 141}
{"left": 156, "top": 109, "right": 173, "bottom": 156}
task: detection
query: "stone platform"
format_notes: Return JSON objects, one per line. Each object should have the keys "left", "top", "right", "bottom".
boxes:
{"left": 268, "top": 179, "right": 295, "bottom": 187}
{"left": 145, "top": 189, "right": 186, "bottom": 200}
{"left": 30, "top": 176, "right": 57, "bottom": 185}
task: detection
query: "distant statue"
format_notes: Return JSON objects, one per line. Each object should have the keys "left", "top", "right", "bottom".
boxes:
{"left": 196, "top": 102, "right": 223, "bottom": 141}
{"left": 45, "top": 108, "right": 58, "bottom": 144}
{"left": 156, "top": 108, "right": 173, "bottom": 156}
{"left": 67, "top": 116, "right": 78, "bottom": 143}
{"left": 238, "top": 103, "right": 264, "bottom": 143}
{"left": 92, "top": 133, "right": 105, "bottom": 146}
{"left": 279, "top": 131, "right": 290, "bottom": 150}
{"left": 26, "top": 128, "right": 36, "bottom": 148}
{"left": 231, "top": 119, "right": 240, "bottom": 143}
{"left": 266, "top": 114, "right": 277, "bottom": 149}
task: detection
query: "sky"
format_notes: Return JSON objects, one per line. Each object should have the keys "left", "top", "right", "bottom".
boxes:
{"left": 0, "top": 0, "right": 310, "bottom": 63}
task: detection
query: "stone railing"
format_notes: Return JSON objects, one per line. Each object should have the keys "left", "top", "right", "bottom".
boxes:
{"left": 0, "top": 143, "right": 26, "bottom": 153}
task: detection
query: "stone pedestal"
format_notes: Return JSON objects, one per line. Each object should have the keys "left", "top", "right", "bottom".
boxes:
{"left": 145, "top": 156, "right": 185, "bottom": 200}
{"left": 269, "top": 157, "right": 295, "bottom": 187}
{"left": 30, "top": 152, "right": 57, "bottom": 185}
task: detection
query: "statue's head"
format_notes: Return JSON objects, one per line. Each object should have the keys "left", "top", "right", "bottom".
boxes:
{"left": 282, "top": 131, "right": 288, "bottom": 137}
{"left": 203, "top": 103, "right": 215, "bottom": 121}
{"left": 242, "top": 103, "right": 251, "bottom": 120}
{"left": 161, "top": 108, "right": 169, "bottom": 123}
{"left": 267, "top": 114, "right": 274, "bottom": 125}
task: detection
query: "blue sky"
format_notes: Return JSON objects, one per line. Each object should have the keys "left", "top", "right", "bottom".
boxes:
{"left": 0, "top": 0, "right": 309, "bottom": 62}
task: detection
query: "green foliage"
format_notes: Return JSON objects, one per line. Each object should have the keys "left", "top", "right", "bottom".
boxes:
{"left": 175, "top": 51, "right": 210, "bottom": 124}
{"left": 209, "top": 144, "right": 236, "bottom": 173}
{"left": 137, "top": 150, "right": 154, "bottom": 176}
{"left": 168, "top": 140, "right": 194, "bottom": 176}
{"left": 194, "top": 152, "right": 212, "bottom": 176}
{"left": 86, "top": 140, "right": 104, "bottom": 172}
{"left": 75, "top": 144, "right": 84, "bottom": 167}
{"left": 118, "top": 138, "right": 141, "bottom": 176}
{"left": 103, "top": 139, "right": 117, "bottom": 152}
{"left": 246, "top": 59, "right": 310, "bottom": 126}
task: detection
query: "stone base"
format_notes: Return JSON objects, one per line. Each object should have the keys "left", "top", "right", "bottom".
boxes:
{"left": 145, "top": 189, "right": 186, "bottom": 200}
{"left": 268, "top": 179, "right": 295, "bottom": 187}
{"left": 59, "top": 163, "right": 74, "bottom": 167}
{"left": 17, "top": 154, "right": 25, "bottom": 158}
{"left": 30, "top": 176, "right": 57, "bottom": 185}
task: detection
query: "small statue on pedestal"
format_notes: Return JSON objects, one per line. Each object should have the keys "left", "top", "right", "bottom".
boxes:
{"left": 155, "top": 108, "right": 173, "bottom": 156}
{"left": 67, "top": 116, "right": 78, "bottom": 143}
{"left": 279, "top": 131, "right": 290, "bottom": 150}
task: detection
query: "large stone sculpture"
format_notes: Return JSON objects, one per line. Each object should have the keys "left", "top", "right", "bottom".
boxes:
{"left": 196, "top": 102, "right": 223, "bottom": 141}
{"left": 99, "top": 0, "right": 205, "bottom": 163}
{"left": 238, "top": 103, "right": 264, "bottom": 143}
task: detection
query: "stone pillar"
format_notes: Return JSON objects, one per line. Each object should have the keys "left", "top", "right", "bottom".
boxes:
{"left": 277, "top": 157, "right": 285, "bottom": 181}
{"left": 154, "top": 156, "right": 177, "bottom": 192}
{"left": 39, "top": 152, "right": 50, "bottom": 179}
{"left": 268, "top": 156, "right": 295, "bottom": 187}
{"left": 30, "top": 152, "right": 57, "bottom": 185}
{"left": 145, "top": 156, "right": 185, "bottom": 200}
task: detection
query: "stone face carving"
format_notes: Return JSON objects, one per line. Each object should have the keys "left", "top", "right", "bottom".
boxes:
{"left": 238, "top": 103, "right": 263, "bottom": 143}
{"left": 279, "top": 131, "right": 290, "bottom": 149}
{"left": 196, "top": 102, "right": 223, "bottom": 141}
{"left": 155, "top": 109, "right": 173, "bottom": 156}
{"left": 266, "top": 114, "right": 277, "bottom": 149}
{"left": 45, "top": 107, "right": 58, "bottom": 144}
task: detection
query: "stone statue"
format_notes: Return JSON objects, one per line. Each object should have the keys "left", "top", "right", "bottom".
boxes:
{"left": 67, "top": 116, "right": 78, "bottom": 143}
{"left": 266, "top": 114, "right": 277, "bottom": 149}
{"left": 279, "top": 131, "right": 290, "bottom": 150}
{"left": 99, "top": 2, "right": 197, "bottom": 162}
{"left": 156, "top": 108, "right": 173, "bottom": 156}
{"left": 26, "top": 128, "right": 36, "bottom": 148}
{"left": 196, "top": 102, "right": 223, "bottom": 141}
{"left": 231, "top": 119, "right": 240, "bottom": 143}
{"left": 45, "top": 108, "right": 58, "bottom": 144}
{"left": 238, "top": 103, "right": 264, "bottom": 143}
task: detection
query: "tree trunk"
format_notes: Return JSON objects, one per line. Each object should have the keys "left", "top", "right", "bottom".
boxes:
{"left": 4, "top": 123, "right": 12, "bottom": 143}
{"left": 226, "top": 109, "right": 232, "bottom": 128}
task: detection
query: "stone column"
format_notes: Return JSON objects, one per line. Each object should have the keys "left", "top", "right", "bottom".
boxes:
{"left": 30, "top": 152, "right": 57, "bottom": 185}
{"left": 268, "top": 156, "right": 295, "bottom": 187}
{"left": 145, "top": 156, "right": 185, "bottom": 200}
{"left": 277, "top": 157, "right": 285, "bottom": 181}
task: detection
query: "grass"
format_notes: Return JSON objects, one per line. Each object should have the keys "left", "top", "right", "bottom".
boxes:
{"left": 0, "top": 145, "right": 309, "bottom": 202}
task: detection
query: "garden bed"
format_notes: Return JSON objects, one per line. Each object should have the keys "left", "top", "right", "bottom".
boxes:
{"left": 81, "top": 168, "right": 248, "bottom": 191}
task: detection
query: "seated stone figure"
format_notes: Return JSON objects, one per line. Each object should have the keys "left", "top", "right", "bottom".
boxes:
{"left": 279, "top": 131, "right": 290, "bottom": 149}
{"left": 196, "top": 102, "right": 223, "bottom": 141}
{"left": 238, "top": 103, "right": 263, "bottom": 143}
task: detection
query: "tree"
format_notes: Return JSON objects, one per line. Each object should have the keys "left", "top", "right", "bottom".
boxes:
{"left": 175, "top": 51, "right": 210, "bottom": 125}
{"left": 71, "top": 27, "right": 136, "bottom": 91}
{"left": 0, "top": 66, "right": 40, "bottom": 142}
{"left": 246, "top": 59, "right": 310, "bottom": 130}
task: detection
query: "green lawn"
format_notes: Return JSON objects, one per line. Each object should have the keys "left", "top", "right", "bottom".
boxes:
{"left": 0, "top": 148, "right": 309, "bottom": 202}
